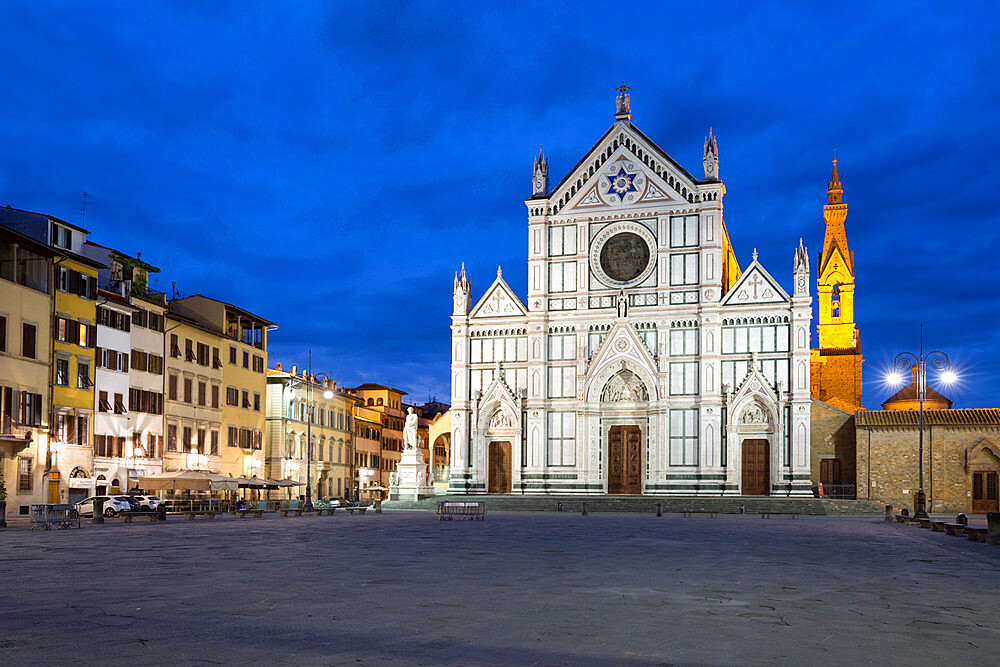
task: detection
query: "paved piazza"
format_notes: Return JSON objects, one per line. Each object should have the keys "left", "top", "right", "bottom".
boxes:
{"left": 2, "top": 511, "right": 999, "bottom": 665}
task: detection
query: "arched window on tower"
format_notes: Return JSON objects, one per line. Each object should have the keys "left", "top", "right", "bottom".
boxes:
{"left": 831, "top": 284, "right": 841, "bottom": 318}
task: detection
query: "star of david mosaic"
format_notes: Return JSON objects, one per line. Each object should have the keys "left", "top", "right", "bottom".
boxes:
{"left": 605, "top": 166, "right": 638, "bottom": 202}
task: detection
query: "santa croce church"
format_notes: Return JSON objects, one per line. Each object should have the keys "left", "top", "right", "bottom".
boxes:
{"left": 449, "top": 86, "right": 814, "bottom": 497}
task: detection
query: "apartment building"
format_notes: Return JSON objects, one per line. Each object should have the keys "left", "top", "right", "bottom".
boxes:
{"left": 265, "top": 363, "right": 355, "bottom": 500}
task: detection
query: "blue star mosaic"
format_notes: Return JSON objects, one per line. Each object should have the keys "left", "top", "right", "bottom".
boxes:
{"left": 606, "top": 166, "right": 638, "bottom": 201}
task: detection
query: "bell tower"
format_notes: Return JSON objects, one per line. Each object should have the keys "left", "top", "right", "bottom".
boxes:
{"left": 811, "top": 158, "right": 863, "bottom": 412}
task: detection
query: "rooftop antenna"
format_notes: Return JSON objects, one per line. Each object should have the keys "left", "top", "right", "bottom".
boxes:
{"left": 171, "top": 281, "right": 179, "bottom": 299}
{"left": 76, "top": 192, "right": 90, "bottom": 226}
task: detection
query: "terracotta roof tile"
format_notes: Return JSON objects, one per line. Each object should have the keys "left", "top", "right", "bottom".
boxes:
{"left": 857, "top": 408, "right": 1000, "bottom": 427}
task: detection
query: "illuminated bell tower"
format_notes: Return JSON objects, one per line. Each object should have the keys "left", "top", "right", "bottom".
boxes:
{"left": 816, "top": 158, "right": 855, "bottom": 347}
{"left": 811, "top": 158, "right": 863, "bottom": 411}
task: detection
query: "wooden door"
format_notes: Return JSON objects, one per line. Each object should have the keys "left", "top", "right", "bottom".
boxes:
{"left": 47, "top": 479, "right": 60, "bottom": 504}
{"left": 972, "top": 471, "right": 999, "bottom": 513}
{"left": 608, "top": 426, "right": 642, "bottom": 494}
{"left": 488, "top": 441, "right": 512, "bottom": 494}
{"left": 741, "top": 439, "right": 770, "bottom": 496}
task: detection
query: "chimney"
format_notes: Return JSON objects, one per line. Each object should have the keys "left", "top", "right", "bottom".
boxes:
{"left": 275, "top": 362, "right": 282, "bottom": 372}
{"left": 291, "top": 365, "right": 297, "bottom": 376}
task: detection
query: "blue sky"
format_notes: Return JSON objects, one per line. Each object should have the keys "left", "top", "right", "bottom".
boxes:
{"left": 1, "top": 2, "right": 997, "bottom": 409}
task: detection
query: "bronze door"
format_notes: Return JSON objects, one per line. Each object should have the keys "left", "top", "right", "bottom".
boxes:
{"left": 972, "top": 471, "right": 999, "bottom": 513}
{"left": 608, "top": 426, "right": 642, "bottom": 494}
{"left": 741, "top": 439, "right": 770, "bottom": 496}
{"left": 488, "top": 441, "right": 512, "bottom": 494}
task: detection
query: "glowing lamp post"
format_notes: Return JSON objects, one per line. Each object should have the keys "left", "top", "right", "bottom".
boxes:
{"left": 887, "top": 324, "right": 955, "bottom": 519}
{"left": 299, "top": 350, "right": 333, "bottom": 512}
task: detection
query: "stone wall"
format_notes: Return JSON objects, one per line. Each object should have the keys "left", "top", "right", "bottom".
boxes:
{"left": 856, "top": 415, "right": 1000, "bottom": 513}
{"left": 810, "top": 398, "right": 856, "bottom": 491}
{"left": 810, "top": 349, "right": 862, "bottom": 413}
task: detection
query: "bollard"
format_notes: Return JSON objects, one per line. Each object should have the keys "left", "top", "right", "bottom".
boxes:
{"left": 158, "top": 506, "right": 167, "bottom": 522}
{"left": 93, "top": 499, "right": 105, "bottom": 524}
{"left": 986, "top": 512, "right": 1000, "bottom": 545}
{"left": 956, "top": 513, "right": 968, "bottom": 526}
{"left": 885, "top": 505, "right": 893, "bottom": 522}
{"left": 375, "top": 500, "right": 383, "bottom": 514}
{"left": 582, "top": 502, "right": 588, "bottom": 516}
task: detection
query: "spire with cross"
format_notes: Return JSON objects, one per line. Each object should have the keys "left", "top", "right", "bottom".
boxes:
{"left": 615, "top": 82, "right": 631, "bottom": 120}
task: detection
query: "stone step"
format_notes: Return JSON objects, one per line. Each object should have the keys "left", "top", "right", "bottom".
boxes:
{"left": 385, "top": 495, "right": 882, "bottom": 516}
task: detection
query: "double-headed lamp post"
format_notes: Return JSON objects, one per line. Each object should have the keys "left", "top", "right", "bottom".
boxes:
{"left": 303, "top": 350, "right": 333, "bottom": 512}
{"left": 886, "top": 324, "right": 956, "bottom": 519}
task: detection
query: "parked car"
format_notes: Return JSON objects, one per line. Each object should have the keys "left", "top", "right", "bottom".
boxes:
{"left": 115, "top": 496, "right": 142, "bottom": 512}
{"left": 131, "top": 495, "right": 163, "bottom": 512}
{"left": 75, "top": 496, "right": 133, "bottom": 517}
{"left": 327, "top": 497, "right": 350, "bottom": 507}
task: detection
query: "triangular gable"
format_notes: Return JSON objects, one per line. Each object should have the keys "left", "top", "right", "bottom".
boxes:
{"left": 537, "top": 121, "right": 700, "bottom": 214}
{"left": 729, "top": 362, "right": 781, "bottom": 424}
{"left": 469, "top": 272, "right": 528, "bottom": 319}
{"left": 819, "top": 244, "right": 852, "bottom": 283}
{"left": 477, "top": 369, "right": 521, "bottom": 430}
{"left": 584, "top": 322, "right": 660, "bottom": 402}
{"left": 721, "top": 258, "right": 789, "bottom": 306}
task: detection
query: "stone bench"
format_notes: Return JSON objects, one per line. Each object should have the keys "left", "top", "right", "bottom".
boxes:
{"left": 182, "top": 511, "right": 219, "bottom": 520}
{"left": 343, "top": 507, "right": 369, "bottom": 515}
{"left": 236, "top": 509, "right": 269, "bottom": 519}
{"left": 931, "top": 521, "right": 948, "bottom": 532}
{"left": 121, "top": 512, "right": 164, "bottom": 523}
{"left": 942, "top": 523, "right": 967, "bottom": 537}
{"left": 966, "top": 527, "right": 988, "bottom": 543}
{"left": 278, "top": 508, "right": 304, "bottom": 517}
{"left": 917, "top": 518, "right": 934, "bottom": 529}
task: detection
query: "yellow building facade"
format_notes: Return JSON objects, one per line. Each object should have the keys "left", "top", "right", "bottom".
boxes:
{"left": 349, "top": 383, "right": 406, "bottom": 490}
{"left": 162, "top": 311, "right": 224, "bottom": 481}
{"left": 168, "top": 296, "right": 272, "bottom": 481}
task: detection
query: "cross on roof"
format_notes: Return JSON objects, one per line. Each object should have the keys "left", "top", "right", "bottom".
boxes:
{"left": 617, "top": 82, "right": 630, "bottom": 95}
{"left": 748, "top": 273, "right": 764, "bottom": 298}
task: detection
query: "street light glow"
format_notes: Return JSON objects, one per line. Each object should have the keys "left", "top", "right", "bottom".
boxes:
{"left": 886, "top": 371, "right": 905, "bottom": 386}
{"left": 940, "top": 370, "right": 958, "bottom": 385}
{"left": 323, "top": 390, "right": 334, "bottom": 399}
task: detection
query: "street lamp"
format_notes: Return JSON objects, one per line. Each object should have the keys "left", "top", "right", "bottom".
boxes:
{"left": 887, "top": 323, "right": 955, "bottom": 519}
{"left": 300, "top": 350, "right": 333, "bottom": 512}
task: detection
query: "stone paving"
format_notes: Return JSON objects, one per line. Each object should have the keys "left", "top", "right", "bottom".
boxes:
{"left": 1, "top": 510, "right": 999, "bottom": 665}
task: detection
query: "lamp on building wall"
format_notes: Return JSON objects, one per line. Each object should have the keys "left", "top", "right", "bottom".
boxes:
{"left": 886, "top": 323, "right": 956, "bottom": 519}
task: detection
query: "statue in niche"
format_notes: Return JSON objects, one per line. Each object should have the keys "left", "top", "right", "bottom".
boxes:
{"left": 617, "top": 290, "right": 628, "bottom": 318}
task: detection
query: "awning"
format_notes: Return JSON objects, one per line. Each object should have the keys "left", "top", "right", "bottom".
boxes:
{"left": 136, "top": 471, "right": 238, "bottom": 491}
{"left": 234, "top": 476, "right": 274, "bottom": 489}
{"left": 266, "top": 478, "right": 302, "bottom": 488}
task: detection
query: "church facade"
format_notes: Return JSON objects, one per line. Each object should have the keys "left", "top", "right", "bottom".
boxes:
{"left": 449, "top": 88, "right": 813, "bottom": 496}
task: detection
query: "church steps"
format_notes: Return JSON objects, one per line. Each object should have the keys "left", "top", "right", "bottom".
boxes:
{"left": 385, "top": 495, "right": 882, "bottom": 516}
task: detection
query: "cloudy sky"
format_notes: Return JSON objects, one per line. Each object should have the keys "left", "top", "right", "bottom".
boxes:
{"left": 1, "top": 2, "right": 997, "bottom": 408}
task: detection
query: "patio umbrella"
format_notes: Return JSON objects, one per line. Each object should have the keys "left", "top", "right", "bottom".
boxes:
{"left": 136, "top": 470, "right": 239, "bottom": 492}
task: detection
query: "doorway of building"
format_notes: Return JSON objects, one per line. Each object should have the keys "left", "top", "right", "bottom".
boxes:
{"left": 972, "top": 471, "right": 998, "bottom": 513}
{"left": 608, "top": 425, "right": 642, "bottom": 494}
{"left": 488, "top": 441, "right": 512, "bottom": 494}
{"left": 741, "top": 439, "right": 770, "bottom": 496}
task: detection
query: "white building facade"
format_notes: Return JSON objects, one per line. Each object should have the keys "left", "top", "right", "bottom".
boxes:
{"left": 449, "top": 89, "right": 813, "bottom": 497}
{"left": 92, "top": 292, "right": 133, "bottom": 495}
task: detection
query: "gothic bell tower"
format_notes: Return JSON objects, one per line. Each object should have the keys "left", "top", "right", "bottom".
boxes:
{"left": 810, "top": 158, "right": 863, "bottom": 412}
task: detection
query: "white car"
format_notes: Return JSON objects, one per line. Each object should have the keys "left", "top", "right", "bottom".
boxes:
{"left": 75, "top": 496, "right": 133, "bottom": 517}
{"left": 133, "top": 495, "right": 163, "bottom": 511}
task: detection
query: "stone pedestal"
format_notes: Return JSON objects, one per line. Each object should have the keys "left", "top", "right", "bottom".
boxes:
{"left": 390, "top": 448, "right": 435, "bottom": 501}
